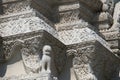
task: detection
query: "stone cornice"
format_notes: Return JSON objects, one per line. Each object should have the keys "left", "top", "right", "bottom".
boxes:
{"left": 66, "top": 40, "right": 95, "bottom": 56}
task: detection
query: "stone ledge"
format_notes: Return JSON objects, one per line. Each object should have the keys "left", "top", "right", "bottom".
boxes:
{"left": 102, "top": 32, "right": 120, "bottom": 40}
{"left": 0, "top": 16, "right": 57, "bottom": 37}
{"left": 58, "top": 2, "right": 80, "bottom": 12}
{"left": 0, "top": 10, "right": 54, "bottom": 28}
{"left": 0, "top": 10, "right": 34, "bottom": 23}
{"left": 58, "top": 27, "right": 111, "bottom": 51}
{"left": 101, "top": 31, "right": 120, "bottom": 56}
{"left": 1, "top": 0, "right": 54, "bottom": 22}
{"left": 55, "top": 20, "right": 90, "bottom": 31}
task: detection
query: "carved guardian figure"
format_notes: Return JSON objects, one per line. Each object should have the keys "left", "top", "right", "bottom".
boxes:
{"left": 41, "top": 45, "right": 52, "bottom": 73}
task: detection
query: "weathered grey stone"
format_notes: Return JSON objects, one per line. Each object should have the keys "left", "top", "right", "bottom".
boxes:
{"left": 65, "top": 40, "right": 120, "bottom": 80}
{"left": 0, "top": 0, "right": 120, "bottom": 80}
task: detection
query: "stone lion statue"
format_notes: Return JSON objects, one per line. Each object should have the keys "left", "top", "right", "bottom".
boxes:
{"left": 41, "top": 45, "right": 52, "bottom": 73}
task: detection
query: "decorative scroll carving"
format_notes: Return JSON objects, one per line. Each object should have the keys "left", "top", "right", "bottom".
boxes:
{"left": 21, "top": 48, "right": 41, "bottom": 74}
{"left": 21, "top": 38, "right": 41, "bottom": 74}
{"left": 2, "top": 38, "right": 41, "bottom": 74}
{"left": 66, "top": 49, "right": 77, "bottom": 56}
{"left": 67, "top": 45, "right": 96, "bottom": 80}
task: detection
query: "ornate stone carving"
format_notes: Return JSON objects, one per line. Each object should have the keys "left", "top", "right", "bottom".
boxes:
{"left": 20, "top": 38, "right": 41, "bottom": 74}
{"left": 66, "top": 49, "right": 77, "bottom": 56}
{"left": 1, "top": 36, "right": 59, "bottom": 79}
{"left": 2, "top": 0, "right": 32, "bottom": 16}
{"left": 0, "top": 17, "right": 58, "bottom": 38}
{"left": 0, "top": 0, "right": 120, "bottom": 80}
{"left": 58, "top": 27, "right": 110, "bottom": 50}
{"left": 67, "top": 45, "right": 96, "bottom": 80}
{"left": 41, "top": 45, "right": 52, "bottom": 73}
{"left": 21, "top": 48, "right": 41, "bottom": 74}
